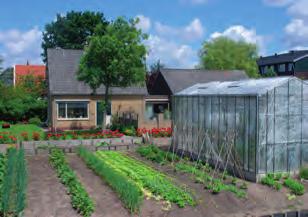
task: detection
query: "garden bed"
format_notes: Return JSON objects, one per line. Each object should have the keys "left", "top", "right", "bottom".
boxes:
{"left": 127, "top": 146, "right": 308, "bottom": 216}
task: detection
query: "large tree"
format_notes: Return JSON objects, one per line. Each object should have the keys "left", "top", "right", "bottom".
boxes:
{"left": 78, "top": 17, "right": 147, "bottom": 127}
{"left": 199, "top": 37, "right": 259, "bottom": 78}
{"left": 41, "top": 11, "right": 108, "bottom": 62}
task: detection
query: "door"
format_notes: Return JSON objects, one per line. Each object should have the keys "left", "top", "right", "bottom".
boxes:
{"left": 96, "top": 101, "right": 112, "bottom": 127}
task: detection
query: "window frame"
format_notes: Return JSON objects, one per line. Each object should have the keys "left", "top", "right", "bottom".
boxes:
{"left": 56, "top": 100, "right": 90, "bottom": 121}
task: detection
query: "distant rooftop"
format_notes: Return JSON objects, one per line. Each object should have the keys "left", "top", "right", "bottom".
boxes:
{"left": 176, "top": 77, "right": 299, "bottom": 96}
{"left": 257, "top": 50, "right": 308, "bottom": 66}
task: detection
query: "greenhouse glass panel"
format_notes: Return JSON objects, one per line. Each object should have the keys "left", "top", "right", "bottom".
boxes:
{"left": 173, "top": 77, "right": 308, "bottom": 181}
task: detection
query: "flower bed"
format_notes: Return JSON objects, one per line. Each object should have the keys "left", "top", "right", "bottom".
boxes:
{"left": 136, "top": 127, "right": 172, "bottom": 137}
{"left": 0, "top": 132, "right": 17, "bottom": 144}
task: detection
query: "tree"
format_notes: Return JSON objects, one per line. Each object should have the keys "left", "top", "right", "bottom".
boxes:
{"left": 199, "top": 37, "right": 259, "bottom": 78}
{"left": 41, "top": 11, "right": 108, "bottom": 62}
{"left": 0, "top": 67, "right": 13, "bottom": 86}
{"left": 78, "top": 17, "right": 147, "bottom": 127}
{"left": 149, "top": 60, "right": 165, "bottom": 73}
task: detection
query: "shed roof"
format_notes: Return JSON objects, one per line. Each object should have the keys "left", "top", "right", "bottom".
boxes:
{"left": 176, "top": 77, "right": 298, "bottom": 96}
{"left": 47, "top": 48, "right": 148, "bottom": 96}
{"left": 159, "top": 68, "right": 248, "bottom": 94}
{"left": 257, "top": 50, "right": 308, "bottom": 66}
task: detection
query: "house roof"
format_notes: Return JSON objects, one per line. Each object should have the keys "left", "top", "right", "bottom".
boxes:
{"left": 14, "top": 65, "right": 46, "bottom": 78}
{"left": 159, "top": 68, "right": 248, "bottom": 94}
{"left": 257, "top": 50, "right": 308, "bottom": 66}
{"left": 47, "top": 48, "right": 148, "bottom": 96}
{"left": 176, "top": 76, "right": 298, "bottom": 96}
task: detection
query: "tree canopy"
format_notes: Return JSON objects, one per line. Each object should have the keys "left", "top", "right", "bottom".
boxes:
{"left": 199, "top": 37, "right": 259, "bottom": 78}
{"left": 78, "top": 17, "right": 147, "bottom": 126}
{"left": 41, "top": 11, "right": 108, "bottom": 62}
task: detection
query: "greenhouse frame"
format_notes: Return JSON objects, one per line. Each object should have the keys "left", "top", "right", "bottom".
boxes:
{"left": 172, "top": 77, "right": 308, "bottom": 181}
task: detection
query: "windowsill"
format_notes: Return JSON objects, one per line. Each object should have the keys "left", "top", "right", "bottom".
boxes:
{"left": 57, "top": 118, "right": 90, "bottom": 121}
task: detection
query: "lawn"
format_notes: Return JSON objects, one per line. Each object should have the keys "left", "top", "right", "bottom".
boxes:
{"left": 0, "top": 122, "right": 44, "bottom": 141}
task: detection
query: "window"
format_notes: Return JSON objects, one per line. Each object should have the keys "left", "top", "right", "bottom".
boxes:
{"left": 57, "top": 101, "right": 89, "bottom": 119}
{"left": 145, "top": 102, "right": 170, "bottom": 120}
{"left": 278, "top": 64, "right": 286, "bottom": 73}
{"left": 288, "top": 63, "right": 294, "bottom": 72}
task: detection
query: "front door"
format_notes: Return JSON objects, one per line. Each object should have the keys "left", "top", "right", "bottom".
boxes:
{"left": 96, "top": 101, "right": 112, "bottom": 127}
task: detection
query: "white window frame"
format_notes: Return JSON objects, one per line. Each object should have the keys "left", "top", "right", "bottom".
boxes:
{"left": 56, "top": 100, "right": 90, "bottom": 121}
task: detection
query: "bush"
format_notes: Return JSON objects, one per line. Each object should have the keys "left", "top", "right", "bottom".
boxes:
{"left": 299, "top": 167, "right": 308, "bottom": 180}
{"left": 77, "top": 147, "right": 143, "bottom": 213}
{"left": 28, "top": 117, "right": 41, "bottom": 126}
{"left": 122, "top": 126, "right": 136, "bottom": 136}
{"left": 49, "top": 149, "right": 94, "bottom": 217}
{"left": 283, "top": 178, "right": 305, "bottom": 196}
{"left": 32, "top": 132, "right": 41, "bottom": 141}
{"left": 261, "top": 175, "right": 282, "bottom": 191}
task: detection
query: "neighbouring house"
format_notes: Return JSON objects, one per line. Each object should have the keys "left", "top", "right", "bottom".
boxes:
{"left": 47, "top": 48, "right": 171, "bottom": 130}
{"left": 257, "top": 50, "right": 308, "bottom": 79}
{"left": 13, "top": 63, "right": 46, "bottom": 86}
{"left": 146, "top": 68, "right": 248, "bottom": 119}
{"left": 172, "top": 77, "right": 308, "bottom": 181}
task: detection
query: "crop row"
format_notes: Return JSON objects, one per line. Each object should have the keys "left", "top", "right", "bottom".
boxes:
{"left": 1, "top": 148, "right": 27, "bottom": 216}
{"left": 77, "top": 147, "right": 143, "bottom": 213}
{"left": 96, "top": 151, "right": 196, "bottom": 208}
{"left": 49, "top": 149, "right": 95, "bottom": 217}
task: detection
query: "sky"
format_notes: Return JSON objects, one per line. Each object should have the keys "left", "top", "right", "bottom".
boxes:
{"left": 0, "top": 0, "right": 308, "bottom": 68}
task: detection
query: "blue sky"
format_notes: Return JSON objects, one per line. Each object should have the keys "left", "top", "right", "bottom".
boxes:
{"left": 0, "top": 0, "right": 308, "bottom": 68}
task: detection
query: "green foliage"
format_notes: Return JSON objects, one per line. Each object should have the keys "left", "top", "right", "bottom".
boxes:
{"left": 262, "top": 67, "right": 277, "bottom": 77}
{"left": 260, "top": 174, "right": 282, "bottom": 191}
{"left": 77, "top": 147, "right": 143, "bottom": 212}
{"left": 49, "top": 149, "right": 94, "bottom": 217}
{"left": 0, "top": 83, "right": 47, "bottom": 122}
{"left": 299, "top": 167, "right": 308, "bottom": 180}
{"left": 0, "top": 122, "right": 43, "bottom": 141}
{"left": 0, "top": 153, "right": 6, "bottom": 212}
{"left": 122, "top": 126, "right": 136, "bottom": 136}
{"left": 96, "top": 151, "right": 195, "bottom": 208}
{"left": 42, "top": 11, "right": 108, "bottom": 62}
{"left": 199, "top": 37, "right": 259, "bottom": 78}
{"left": 136, "top": 145, "right": 179, "bottom": 164}
{"left": 28, "top": 117, "right": 41, "bottom": 126}
{"left": 175, "top": 162, "right": 246, "bottom": 198}
{"left": 1, "top": 148, "right": 27, "bottom": 215}
{"left": 283, "top": 178, "right": 305, "bottom": 196}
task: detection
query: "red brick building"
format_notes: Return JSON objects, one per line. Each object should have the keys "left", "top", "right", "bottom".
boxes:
{"left": 13, "top": 64, "right": 46, "bottom": 86}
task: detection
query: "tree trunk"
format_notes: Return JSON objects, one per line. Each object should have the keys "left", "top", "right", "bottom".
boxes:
{"left": 102, "top": 85, "right": 109, "bottom": 129}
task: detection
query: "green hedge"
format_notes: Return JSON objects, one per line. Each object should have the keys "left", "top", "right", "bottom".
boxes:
{"left": 1, "top": 148, "right": 27, "bottom": 216}
{"left": 49, "top": 149, "right": 94, "bottom": 217}
{"left": 77, "top": 147, "right": 143, "bottom": 213}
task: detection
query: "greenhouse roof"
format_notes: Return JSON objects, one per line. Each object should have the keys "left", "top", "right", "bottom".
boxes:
{"left": 175, "top": 77, "right": 297, "bottom": 96}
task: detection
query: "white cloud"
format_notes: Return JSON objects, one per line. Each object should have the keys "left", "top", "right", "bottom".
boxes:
{"left": 284, "top": 19, "right": 308, "bottom": 47}
{"left": 135, "top": 15, "right": 151, "bottom": 32}
{"left": 155, "top": 18, "right": 204, "bottom": 41}
{"left": 145, "top": 35, "right": 197, "bottom": 68}
{"left": 210, "top": 25, "right": 266, "bottom": 54}
{"left": 180, "top": 0, "right": 208, "bottom": 5}
{"left": 288, "top": 0, "right": 308, "bottom": 20}
{"left": 0, "top": 27, "right": 42, "bottom": 67}
{"left": 263, "top": 0, "right": 294, "bottom": 7}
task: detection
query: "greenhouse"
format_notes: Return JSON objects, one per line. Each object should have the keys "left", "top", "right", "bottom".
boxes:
{"left": 172, "top": 77, "right": 308, "bottom": 181}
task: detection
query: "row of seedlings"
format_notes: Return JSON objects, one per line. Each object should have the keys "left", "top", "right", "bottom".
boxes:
{"left": 49, "top": 149, "right": 95, "bottom": 217}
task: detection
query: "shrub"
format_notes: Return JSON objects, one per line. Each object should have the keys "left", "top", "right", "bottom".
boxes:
{"left": 77, "top": 147, "right": 143, "bottom": 213}
{"left": 49, "top": 149, "right": 94, "bottom": 217}
{"left": 122, "top": 126, "right": 136, "bottom": 136}
{"left": 261, "top": 175, "right": 282, "bottom": 191}
{"left": 299, "top": 167, "right": 308, "bottom": 180}
{"left": 28, "top": 117, "right": 41, "bottom": 126}
{"left": 283, "top": 178, "right": 305, "bottom": 196}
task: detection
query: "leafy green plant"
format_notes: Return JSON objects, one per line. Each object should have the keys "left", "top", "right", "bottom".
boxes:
{"left": 49, "top": 149, "right": 94, "bottom": 217}
{"left": 136, "top": 145, "right": 179, "bottom": 165}
{"left": 28, "top": 117, "right": 41, "bottom": 126}
{"left": 77, "top": 147, "right": 143, "bottom": 213}
{"left": 96, "top": 151, "right": 195, "bottom": 208}
{"left": 260, "top": 175, "right": 282, "bottom": 191}
{"left": 299, "top": 167, "right": 308, "bottom": 180}
{"left": 1, "top": 148, "right": 27, "bottom": 216}
{"left": 283, "top": 178, "right": 305, "bottom": 196}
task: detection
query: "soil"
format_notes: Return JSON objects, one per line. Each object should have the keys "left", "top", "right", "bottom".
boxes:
{"left": 24, "top": 153, "right": 308, "bottom": 217}
{"left": 24, "top": 156, "right": 79, "bottom": 217}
